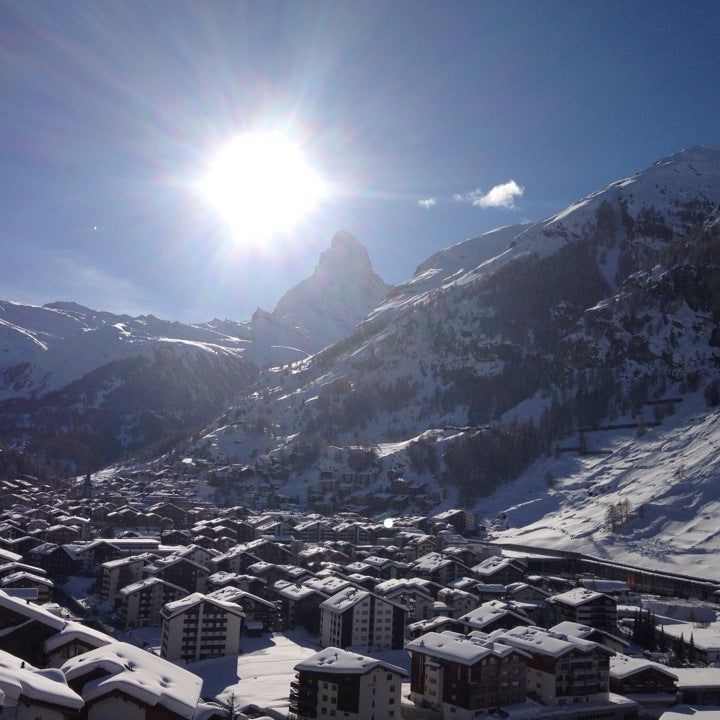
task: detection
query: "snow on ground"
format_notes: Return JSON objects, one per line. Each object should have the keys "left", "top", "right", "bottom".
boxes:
{"left": 187, "top": 631, "right": 412, "bottom": 716}
{"left": 483, "top": 393, "right": 720, "bottom": 579}
{"left": 188, "top": 631, "right": 320, "bottom": 715}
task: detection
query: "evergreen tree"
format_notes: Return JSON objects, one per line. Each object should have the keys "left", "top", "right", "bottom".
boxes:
{"left": 677, "top": 633, "right": 686, "bottom": 661}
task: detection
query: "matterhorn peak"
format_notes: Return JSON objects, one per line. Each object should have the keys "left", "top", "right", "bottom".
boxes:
{"left": 318, "top": 231, "right": 373, "bottom": 272}
{"left": 271, "top": 231, "right": 391, "bottom": 350}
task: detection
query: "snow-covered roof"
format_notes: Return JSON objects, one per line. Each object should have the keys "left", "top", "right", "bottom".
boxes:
{"left": 609, "top": 653, "right": 678, "bottom": 681}
{"left": 406, "top": 631, "right": 527, "bottom": 665}
{"left": 162, "top": 592, "right": 245, "bottom": 619}
{"left": 487, "top": 625, "right": 610, "bottom": 658}
{"left": 579, "top": 578, "right": 630, "bottom": 593}
{"left": 458, "top": 600, "right": 529, "bottom": 630}
{"left": 61, "top": 641, "right": 202, "bottom": 719}
{"left": 550, "top": 621, "right": 629, "bottom": 646}
{"left": 0, "top": 571, "right": 53, "bottom": 587}
{"left": 672, "top": 667, "right": 720, "bottom": 689}
{"left": 320, "top": 587, "right": 370, "bottom": 613}
{"left": 119, "top": 576, "right": 178, "bottom": 596}
{"left": 44, "top": 621, "right": 114, "bottom": 654}
{"left": 551, "top": 587, "right": 611, "bottom": 607}
{"left": 295, "top": 647, "right": 406, "bottom": 676}
{"left": 207, "top": 586, "right": 277, "bottom": 610}
{"left": 0, "top": 590, "right": 65, "bottom": 631}
{"left": 0, "top": 649, "right": 83, "bottom": 709}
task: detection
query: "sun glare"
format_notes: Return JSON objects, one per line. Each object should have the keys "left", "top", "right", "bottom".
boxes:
{"left": 199, "top": 132, "right": 326, "bottom": 241}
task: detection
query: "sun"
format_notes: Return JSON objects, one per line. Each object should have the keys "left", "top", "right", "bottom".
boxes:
{"left": 199, "top": 132, "right": 326, "bottom": 241}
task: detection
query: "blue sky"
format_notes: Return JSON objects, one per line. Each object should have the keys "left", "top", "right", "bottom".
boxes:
{"left": 1, "top": 0, "right": 719, "bottom": 321}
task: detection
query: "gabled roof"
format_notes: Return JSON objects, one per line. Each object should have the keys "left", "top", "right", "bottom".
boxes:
{"left": 44, "top": 621, "right": 114, "bottom": 654}
{"left": 61, "top": 641, "right": 201, "bottom": 719}
{"left": 610, "top": 652, "right": 678, "bottom": 681}
{"left": 295, "top": 647, "right": 407, "bottom": 677}
{"left": 551, "top": 587, "right": 614, "bottom": 607}
{"left": 161, "top": 592, "right": 245, "bottom": 620}
{"left": 0, "top": 649, "right": 83, "bottom": 710}
{"left": 487, "top": 625, "right": 612, "bottom": 658}
{"left": 406, "top": 631, "right": 528, "bottom": 665}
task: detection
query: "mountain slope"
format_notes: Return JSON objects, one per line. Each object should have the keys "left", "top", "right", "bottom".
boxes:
{"left": 195, "top": 147, "right": 720, "bottom": 511}
{"left": 0, "top": 301, "right": 257, "bottom": 469}
{"left": 485, "top": 395, "right": 720, "bottom": 578}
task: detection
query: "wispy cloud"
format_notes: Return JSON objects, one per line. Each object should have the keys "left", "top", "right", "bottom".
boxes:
{"left": 454, "top": 180, "right": 525, "bottom": 209}
{"left": 2, "top": 246, "right": 154, "bottom": 317}
{"left": 417, "top": 197, "right": 437, "bottom": 209}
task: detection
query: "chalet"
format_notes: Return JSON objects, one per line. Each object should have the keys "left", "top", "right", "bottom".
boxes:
{"left": 0, "top": 570, "right": 54, "bottom": 603}
{"left": 0, "top": 648, "right": 84, "bottom": 718}
{"left": 472, "top": 556, "right": 527, "bottom": 585}
{"left": 375, "top": 578, "right": 435, "bottom": 623}
{"left": 673, "top": 667, "right": 720, "bottom": 705}
{"left": 62, "top": 641, "right": 203, "bottom": 720}
{"left": 25, "top": 543, "right": 80, "bottom": 578}
{"left": 551, "top": 620, "right": 630, "bottom": 654}
{"left": 610, "top": 653, "right": 678, "bottom": 715}
{"left": 44, "top": 621, "right": 114, "bottom": 668}
{"left": 406, "top": 615, "right": 465, "bottom": 640}
{"left": 436, "top": 587, "right": 478, "bottom": 619}
{"left": 144, "top": 555, "right": 209, "bottom": 593}
{"left": 432, "top": 508, "right": 477, "bottom": 535}
{"left": 100, "top": 556, "right": 146, "bottom": 600}
{"left": 290, "top": 647, "right": 406, "bottom": 720}
{"left": 274, "top": 580, "right": 327, "bottom": 633}
{"left": 0, "top": 589, "right": 66, "bottom": 665}
{"left": 411, "top": 552, "right": 472, "bottom": 585}
{"left": 402, "top": 534, "right": 436, "bottom": 562}
{"left": 207, "top": 586, "right": 278, "bottom": 633}
{"left": 406, "top": 631, "right": 529, "bottom": 717}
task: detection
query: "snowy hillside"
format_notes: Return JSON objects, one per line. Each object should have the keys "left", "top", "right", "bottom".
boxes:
{"left": 193, "top": 146, "right": 720, "bottom": 528}
{"left": 0, "top": 301, "right": 257, "bottom": 469}
{"left": 0, "top": 300, "right": 250, "bottom": 400}
{"left": 369, "top": 222, "right": 531, "bottom": 323}
{"left": 485, "top": 394, "right": 720, "bottom": 578}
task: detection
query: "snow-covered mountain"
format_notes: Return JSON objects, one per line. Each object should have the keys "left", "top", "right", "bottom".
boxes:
{"left": 0, "top": 301, "right": 257, "bottom": 469}
{"left": 199, "top": 231, "right": 391, "bottom": 366}
{"left": 0, "top": 300, "right": 250, "bottom": 400}
{"left": 194, "top": 147, "right": 720, "bottom": 524}
{"left": 0, "top": 231, "right": 390, "bottom": 468}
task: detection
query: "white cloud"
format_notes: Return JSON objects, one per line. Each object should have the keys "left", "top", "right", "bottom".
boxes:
{"left": 454, "top": 180, "right": 525, "bottom": 209}
{"left": 417, "top": 197, "right": 437, "bottom": 209}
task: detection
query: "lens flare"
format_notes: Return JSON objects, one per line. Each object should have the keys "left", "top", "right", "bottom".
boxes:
{"left": 199, "top": 132, "right": 326, "bottom": 241}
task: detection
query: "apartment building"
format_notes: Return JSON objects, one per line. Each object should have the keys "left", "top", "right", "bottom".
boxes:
{"left": 160, "top": 592, "right": 244, "bottom": 662}
{"left": 488, "top": 625, "right": 613, "bottom": 707}
{"left": 99, "top": 556, "right": 145, "bottom": 600}
{"left": 118, "top": 576, "right": 186, "bottom": 629}
{"left": 290, "top": 647, "right": 406, "bottom": 720}
{"left": 319, "top": 587, "right": 405, "bottom": 652}
{"left": 406, "top": 631, "right": 528, "bottom": 719}
{"left": 551, "top": 588, "right": 618, "bottom": 630}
